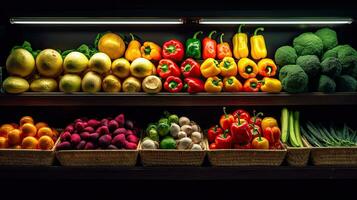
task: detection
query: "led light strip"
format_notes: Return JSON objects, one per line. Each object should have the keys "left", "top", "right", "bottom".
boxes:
{"left": 199, "top": 18, "right": 353, "bottom": 25}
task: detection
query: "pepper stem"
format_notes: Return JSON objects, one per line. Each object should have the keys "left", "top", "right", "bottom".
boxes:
{"left": 166, "top": 45, "right": 176, "bottom": 53}
{"left": 169, "top": 81, "right": 178, "bottom": 89}
{"left": 208, "top": 30, "right": 217, "bottom": 39}
{"left": 245, "top": 66, "right": 253, "bottom": 73}
{"left": 223, "top": 129, "right": 229, "bottom": 138}
{"left": 238, "top": 24, "right": 244, "bottom": 33}
{"left": 129, "top": 33, "right": 135, "bottom": 41}
{"left": 267, "top": 66, "right": 272, "bottom": 76}
{"left": 144, "top": 46, "right": 151, "bottom": 55}
{"left": 223, "top": 107, "right": 228, "bottom": 119}
{"left": 237, "top": 113, "right": 241, "bottom": 125}
{"left": 227, "top": 78, "right": 234, "bottom": 85}
{"left": 184, "top": 64, "right": 192, "bottom": 72}
{"left": 193, "top": 31, "right": 203, "bottom": 39}
{"left": 214, "top": 125, "right": 218, "bottom": 132}
{"left": 220, "top": 33, "right": 224, "bottom": 44}
{"left": 161, "top": 64, "right": 168, "bottom": 72}
{"left": 254, "top": 27, "right": 264, "bottom": 35}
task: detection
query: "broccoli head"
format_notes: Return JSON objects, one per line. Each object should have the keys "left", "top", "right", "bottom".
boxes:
{"left": 336, "top": 45, "right": 357, "bottom": 73}
{"left": 336, "top": 75, "right": 357, "bottom": 92}
{"left": 322, "top": 47, "right": 338, "bottom": 61}
{"left": 321, "top": 57, "right": 342, "bottom": 78}
{"left": 279, "top": 65, "right": 309, "bottom": 93}
{"left": 317, "top": 75, "right": 336, "bottom": 93}
{"left": 315, "top": 28, "right": 338, "bottom": 51}
{"left": 274, "top": 46, "right": 298, "bottom": 67}
{"left": 293, "top": 32, "right": 323, "bottom": 56}
{"left": 296, "top": 55, "right": 321, "bottom": 78}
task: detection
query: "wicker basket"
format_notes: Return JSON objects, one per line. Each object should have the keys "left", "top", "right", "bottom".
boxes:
{"left": 285, "top": 138, "right": 311, "bottom": 166}
{"left": 207, "top": 141, "right": 286, "bottom": 166}
{"left": 0, "top": 139, "right": 59, "bottom": 166}
{"left": 303, "top": 136, "right": 357, "bottom": 166}
{"left": 139, "top": 140, "right": 207, "bottom": 166}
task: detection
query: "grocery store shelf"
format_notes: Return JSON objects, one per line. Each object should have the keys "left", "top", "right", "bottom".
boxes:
{"left": 0, "top": 92, "right": 357, "bottom": 106}
{"left": 0, "top": 166, "right": 356, "bottom": 180}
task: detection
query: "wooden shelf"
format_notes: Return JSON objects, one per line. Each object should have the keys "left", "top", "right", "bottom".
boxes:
{"left": 0, "top": 92, "right": 356, "bottom": 106}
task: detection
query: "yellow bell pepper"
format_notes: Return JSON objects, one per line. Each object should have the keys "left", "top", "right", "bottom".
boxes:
{"left": 125, "top": 33, "right": 142, "bottom": 62}
{"left": 250, "top": 27, "right": 267, "bottom": 60}
{"left": 233, "top": 25, "right": 249, "bottom": 59}
{"left": 261, "top": 117, "right": 278, "bottom": 131}
{"left": 219, "top": 57, "right": 237, "bottom": 77}
{"left": 260, "top": 77, "right": 282, "bottom": 93}
{"left": 200, "top": 58, "right": 221, "bottom": 78}
{"left": 204, "top": 76, "right": 223, "bottom": 93}
{"left": 238, "top": 58, "right": 258, "bottom": 79}
{"left": 141, "top": 41, "right": 162, "bottom": 61}
{"left": 223, "top": 76, "right": 242, "bottom": 92}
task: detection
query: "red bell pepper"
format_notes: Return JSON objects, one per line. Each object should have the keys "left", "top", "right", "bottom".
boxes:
{"left": 230, "top": 115, "right": 251, "bottom": 145}
{"left": 219, "top": 107, "right": 235, "bottom": 130}
{"left": 263, "top": 126, "right": 281, "bottom": 145}
{"left": 184, "top": 77, "right": 205, "bottom": 93}
{"left": 217, "top": 33, "right": 232, "bottom": 60}
{"left": 249, "top": 124, "right": 262, "bottom": 138}
{"left": 164, "top": 76, "right": 183, "bottom": 92}
{"left": 249, "top": 110, "right": 263, "bottom": 138}
{"left": 232, "top": 109, "right": 250, "bottom": 121}
{"left": 162, "top": 39, "right": 184, "bottom": 62}
{"left": 233, "top": 143, "right": 252, "bottom": 149}
{"left": 209, "top": 143, "right": 217, "bottom": 149}
{"left": 157, "top": 59, "right": 181, "bottom": 79}
{"left": 207, "top": 125, "right": 223, "bottom": 143}
{"left": 243, "top": 78, "right": 260, "bottom": 92}
{"left": 270, "top": 141, "right": 283, "bottom": 149}
{"left": 215, "top": 130, "right": 232, "bottom": 149}
{"left": 181, "top": 58, "right": 201, "bottom": 78}
{"left": 202, "top": 30, "right": 217, "bottom": 59}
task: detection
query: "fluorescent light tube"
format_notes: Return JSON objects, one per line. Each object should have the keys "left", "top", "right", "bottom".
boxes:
{"left": 10, "top": 17, "right": 184, "bottom": 25}
{"left": 199, "top": 18, "right": 353, "bottom": 25}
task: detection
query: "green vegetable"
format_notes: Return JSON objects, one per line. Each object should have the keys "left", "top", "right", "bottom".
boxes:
{"left": 315, "top": 28, "right": 338, "bottom": 51}
{"left": 168, "top": 114, "right": 179, "bottom": 125}
{"left": 157, "top": 122, "right": 170, "bottom": 137}
{"left": 160, "top": 136, "right": 177, "bottom": 149}
{"left": 158, "top": 118, "right": 169, "bottom": 125}
{"left": 281, "top": 108, "right": 289, "bottom": 143}
{"left": 296, "top": 55, "right": 321, "bottom": 78}
{"left": 322, "top": 46, "right": 339, "bottom": 60}
{"left": 279, "top": 65, "right": 308, "bottom": 93}
{"left": 337, "top": 45, "right": 357, "bottom": 73}
{"left": 146, "top": 123, "right": 157, "bottom": 133}
{"left": 293, "top": 32, "right": 323, "bottom": 56}
{"left": 288, "top": 111, "right": 300, "bottom": 147}
{"left": 293, "top": 111, "right": 303, "bottom": 147}
{"left": 321, "top": 57, "right": 342, "bottom": 78}
{"left": 147, "top": 129, "right": 160, "bottom": 142}
{"left": 317, "top": 75, "right": 336, "bottom": 93}
{"left": 274, "top": 46, "right": 297, "bottom": 67}
{"left": 335, "top": 75, "right": 357, "bottom": 92}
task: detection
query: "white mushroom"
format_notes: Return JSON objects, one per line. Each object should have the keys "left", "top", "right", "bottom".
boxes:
{"left": 191, "top": 131, "right": 202, "bottom": 144}
{"left": 191, "top": 144, "right": 203, "bottom": 150}
{"left": 178, "top": 131, "right": 187, "bottom": 139}
{"left": 170, "top": 123, "right": 181, "bottom": 138}
{"left": 177, "top": 137, "right": 193, "bottom": 150}
{"left": 179, "top": 116, "right": 190, "bottom": 126}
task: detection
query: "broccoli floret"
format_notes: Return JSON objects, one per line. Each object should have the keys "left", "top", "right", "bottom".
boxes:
{"left": 315, "top": 28, "right": 338, "bottom": 51}
{"left": 336, "top": 75, "right": 357, "bottom": 92}
{"left": 322, "top": 47, "right": 338, "bottom": 61}
{"left": 336, "top": 45, "right": 357, "bottom": 73}
{"left": 274, "top": 46, "right": 298, "bottom": 67}
{"left": 279, "top": 65, "right": 309, "bottom": 93}
{"left": 317, "top": 75, "right": 336, "bottom": 93}
{"left": 293, "top": 32, "right": 323, "bottom": 56}
{"left": 321, "top": 57, "right": 342, "bottom": 78}
{"left": 296, "top": 55, "right": 321, "bottom": 78}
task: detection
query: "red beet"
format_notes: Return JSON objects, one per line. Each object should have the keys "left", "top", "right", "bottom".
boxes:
{"left": 65, "top": 124, "right": 74, "bottom": 133}
{"left": 87, "top": 119, "right": 100, "bottom": 128}
{"left": 84, "top": 142, "right": 95, "bottom": 150}
{"left": 108, "top": 120, "right": 119, "bottom": 132}
{"left": 96, "top": 126, "right": 109, "bottom": 135}
{"left": 56, "top": 141, "right": 71, "bottom": 150}
{"left": 115, "top": 114, "right": 125, "bottom": 127}
{"left": 83, "top": 127, "right": 95, "bottom": 133}
{"left": 75, "top": 121, "right": 85, "bottom": 132}
{"left": 126, "top": 134, "right": 139, "bottom": 144}
{"left": 76, "top": 141, "right": 86, "bottom": 150}
{"left": 60, "top": 131, "right": 71, "bottom": 142}
{"left": 107, "top": 144, "right": 118, "bottom": 150}
{"left": 101, "top": 118, "right": 109, "bottom": 127}
{"left": 125, "top": 120, "right": 134, "bottom": 130}
{"left": 111, "top": 134, "right": 126, "bottom": 148}
{"left": 113, "top": 128, "right": 127, "bottom": 137}
{"left": 89, "top": 132, "right": 100, "bottom": 141}
{"left": 80, "top": 132, "right": 91, "bottom": 140}
{"left": 98, "top": 134, "right": 112, "bottom": 148}
{"left": 124, "top": 141, "right": 137, "bottom": 150}
{"left": 125, "top": 129, "right": 135, "bottom": 136}
{"left": 70, "top": 133, "right": 81, "bottom": 145}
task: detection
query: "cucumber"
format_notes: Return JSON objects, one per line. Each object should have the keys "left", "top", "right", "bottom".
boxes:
{"left": 281, "top": 108, "right": 289, "bottom": 143}
{"left": 289, "top": 111, "right": 300, "bottom": 147}
{"left": 293, "top": 111, "right": 303, "bottom": 147}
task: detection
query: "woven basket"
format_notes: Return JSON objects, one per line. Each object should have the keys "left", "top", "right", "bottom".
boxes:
{"left": 139, "top": 140, "right": 207, "bottom": 166}
{"left": 56, "top": 141, "right": 139, "bottom": 167}
{"left": 303, "top": 136, "right": 357, "bottom": 166}
{"left": 0, "top": 138, "right": 59, "bottom": 166}
{"left": 207, "top": 141, "right": 286, "bottom": 166}
{"left": 285, "top": 138, "right": 311, "bottom": 166}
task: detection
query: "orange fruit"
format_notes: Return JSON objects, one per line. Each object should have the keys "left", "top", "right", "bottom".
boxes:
{"left": 0, "top": 137, "right": 9, "bottom": 148}
{"left": 0, "top": 124, "right": 14, "bottom": 138}
{"left": 21, "top": 123, "right": 37, "bottom": 137}
{"left": 21, "top": 136, "right": 38, "bottom": 149}
{"left": 35, "top": 122, "right": 48, "bottom": 130}
{"left": 37, "top": 127, "right": 53, "bottom": 138}
{"left": 20, "top": 116, "right": 34, "bottom": 126}
{"left": 8, "top": 129, "right": 22, "bottom": 146}
{"left": 12, "top": 145, "right": 21, "bottom": 149}
{"left": 52, "top": 129, "right": 59, "bottom": 137}
{"left": 38, "top": 135, "right": 54, "bottom": 150}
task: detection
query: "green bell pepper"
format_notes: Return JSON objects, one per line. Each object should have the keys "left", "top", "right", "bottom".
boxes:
{"left": 185, "top": 31, "right": 203, "bottom": 59}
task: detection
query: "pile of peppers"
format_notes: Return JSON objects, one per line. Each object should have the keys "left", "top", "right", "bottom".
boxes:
{"left": 208, "top": 107, "right": 283, "bottom": 149}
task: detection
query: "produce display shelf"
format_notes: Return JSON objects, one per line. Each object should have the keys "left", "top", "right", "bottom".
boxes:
{"left": 0, "top": 92, "right": 357, "bottom": 106}
{"left": 0, "top": 166, "right": 356, "bottom": 180}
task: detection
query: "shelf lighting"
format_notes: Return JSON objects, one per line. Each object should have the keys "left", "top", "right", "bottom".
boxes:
{"left": 9, "top": 17, "right": 184, "bottom": 25}
{"left": 199, "top": 18, "right": 353, "bottom": 25}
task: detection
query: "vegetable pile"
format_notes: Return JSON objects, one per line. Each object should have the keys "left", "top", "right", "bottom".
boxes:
{"left": 275, "top": 27, "right": 357, "bottom": 93}
{"left": 280, "top": 108, "right": 304, "bottom": 147}
{"left": 141, "top": 112, "right": 205, "bottom": 150}
{"left": 56, "top": 114, "right": 140, "bottom": 150}
{"left": 208, "top": 107, "right": 283, "bottom": 149}
{"left": 301, "top": 121, "right": 357, "bottom": 147}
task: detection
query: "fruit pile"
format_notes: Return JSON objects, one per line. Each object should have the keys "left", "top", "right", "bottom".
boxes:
{"left": 56, "top": 114, "right": 140, "bottom": 150}
{"left": 208, "top": 107, "right": 283, "bottom": 149}
{"left": 0, "top": 116, "right": 58, "bottom": 150}
{"left": 141, "top": 112, "right": 205, "bottom": 150}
